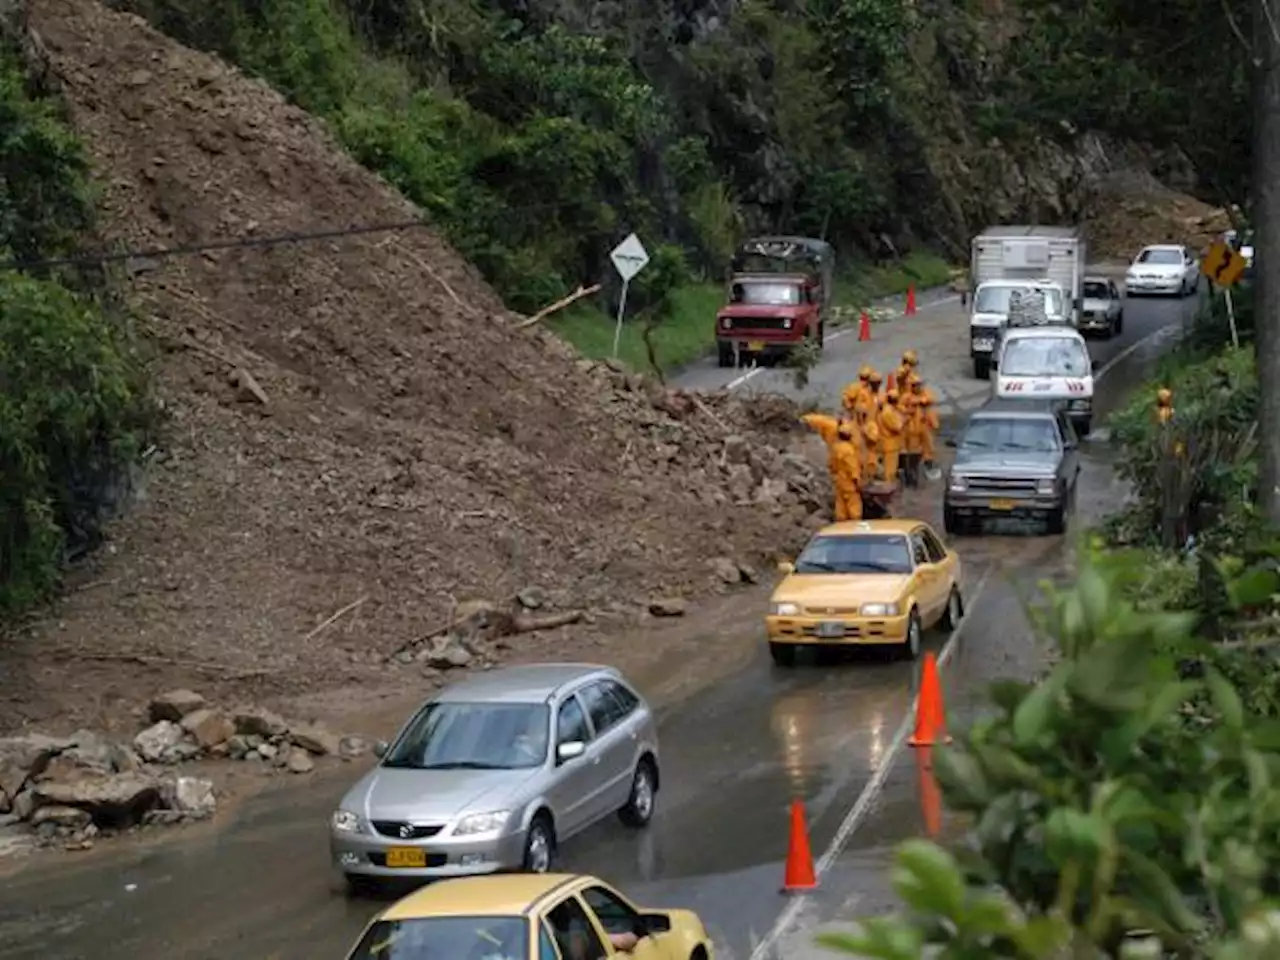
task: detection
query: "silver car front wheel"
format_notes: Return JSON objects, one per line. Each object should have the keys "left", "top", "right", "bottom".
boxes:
{"left": 522, "top": 817, "right": 555, "bottom": 873}
{"left": 618, "top": 760, "right": 657, "bottom": 828}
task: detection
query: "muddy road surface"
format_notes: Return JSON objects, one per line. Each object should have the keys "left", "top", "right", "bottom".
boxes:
{"left": 0, "top": 289, "right": 1196, "bottom": 960}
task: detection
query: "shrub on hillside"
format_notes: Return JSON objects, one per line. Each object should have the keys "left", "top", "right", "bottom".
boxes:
{"left": 0, "top": 46, "right": 150, "bottom": 615}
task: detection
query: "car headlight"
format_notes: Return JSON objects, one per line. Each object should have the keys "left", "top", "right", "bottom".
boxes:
{"left": 1035, "top": 479, "right": 1056, "bottom": 495}
{"left": 331, "top": 809, "right": 361, "bottom": 833}
{"left": 454, "top": 811, "right": 512, "bottom": 836}
{"left": 720, "top": 317, "right": 730, "bottom": 329}
{"left": 948, "top": 476, "right": 967, "bottom": 492}
{"left": 860, "top": 602, "right": 900, "bottom": 616}
{"left": 771, "top": 602, "right": 801, "bottom": 616}
{"left": 782, "top": 317, "right": 792, "bottom": 329}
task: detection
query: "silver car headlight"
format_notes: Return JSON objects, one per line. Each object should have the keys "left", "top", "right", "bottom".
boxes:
{"left": 771, "top": 602, "right": 801, "bottom": 616}
{"left": 454, "top": 810, "right": 512, "bottom": 836}
{"left": 1035, "top": 479, "right": 1056, "bottom": 495}
{"left": 331, "top": 809, "right": 361, "bottom": 833}
{"left": 860, "top": 602, "right": 900, "bottom": 617}
{"left": 948, "top": 475, "right": 967, "bottom": 492}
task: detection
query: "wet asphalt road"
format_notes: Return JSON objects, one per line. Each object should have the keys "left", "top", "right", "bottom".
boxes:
{"left": 0, "top": 288, "right": 1197, "bottom": 960}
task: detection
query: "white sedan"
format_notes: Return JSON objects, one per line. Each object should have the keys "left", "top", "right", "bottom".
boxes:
{"left": 1125, "top": 244, "right": 1200, "bottom": 297}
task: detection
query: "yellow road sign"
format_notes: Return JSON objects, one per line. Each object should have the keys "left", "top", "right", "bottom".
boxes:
{"left": 1201, "top": 240, "right": 1247, "bottom": 286}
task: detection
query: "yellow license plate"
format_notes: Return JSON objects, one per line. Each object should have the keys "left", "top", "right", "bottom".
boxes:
{"left": 989, "top": 499, "right": 1015, "bottom": 511}
{"left": 746, "top": 340, "right": 765, "bottom": 351}
{"left": 385, "top": 847, "right": 428, "bottom": 868}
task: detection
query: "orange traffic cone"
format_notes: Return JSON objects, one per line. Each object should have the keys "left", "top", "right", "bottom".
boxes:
{"left": 886, "top": 372, "right": 896, "bottom": 392}
{"left": 858, "top": 310, "right": 871, "bottom": 341}
{"left": 915, "top": 748, "right": 943, "bottom": 838}
{"left": 781, "top": 800, "right": 818, "bottom": 893}
{"left": 905, "top": 285, "right": 917, "bottom": 315}
{"left": 908, "top": 652, "right": 951, "bottom": 747}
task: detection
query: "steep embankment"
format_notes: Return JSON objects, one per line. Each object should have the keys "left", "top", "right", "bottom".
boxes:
{"left": 0, "top": 0, "right": 826, "bottom": 732}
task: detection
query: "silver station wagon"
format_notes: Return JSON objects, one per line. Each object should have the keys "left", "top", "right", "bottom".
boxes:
{"left": 330, "top": 663, "right": 661, "bottom": 891}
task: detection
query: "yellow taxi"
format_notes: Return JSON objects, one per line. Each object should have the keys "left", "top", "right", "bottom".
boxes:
{"left": 766, "top": 518, "right": 963, "bottom": 665}
{"left": 343, "top": 872, "right": 714, "bottom": 959}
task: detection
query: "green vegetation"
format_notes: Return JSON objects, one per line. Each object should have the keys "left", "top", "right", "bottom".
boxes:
{"left": 0, "top": 45, "right": 149, "bottom": 616}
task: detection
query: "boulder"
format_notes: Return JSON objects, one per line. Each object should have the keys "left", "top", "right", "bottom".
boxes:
{"left": 232, "top": 706, "right": 289, "bottom": 739}
{"left": 134, "top": 720, "right": 185, "bottom": 763}
{"left": 148, "top": 689, "right": 207, "bottom": 723}
{"left": 162, "top": 777, "right": 216, "bottom": 818}
{"left": 709, "top": 556, "right": 743, "bottom": 584}
{"left": 30, "top": 805, "right": 92, "bottom": 830}
{"left": 180, "top": 708, "right": 235, "bottom": 749}
{"left": 0, "top": 734, "right": 73, "bottom": 805}
{"left": 289, "top": 723, "right": 339, "bottom": 757}
{"left": 425, "top": 635, "right": 474, "bottom": 669}
{"left": 338, "top": 735, "right": 370, "bottom": 760}
{"left": 285, "top": 747, "right": 314, "bottom": 774}
{"left": 648, "top": 597, "right": 687, "bottom": 617}
{"left": 31, "top": 772, "right": 162, "bottom": 824}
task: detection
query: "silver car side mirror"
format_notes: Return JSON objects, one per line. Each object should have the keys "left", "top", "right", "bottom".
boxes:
{"left": 372, "top": 740, "right": 389, "bottom": 759}
{"left": 556, "top": 741, "right": 586, "bottom": 763}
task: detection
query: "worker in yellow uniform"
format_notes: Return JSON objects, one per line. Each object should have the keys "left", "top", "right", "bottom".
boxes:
{"left": 857, "top": 402, "right": 881, "bottom": 480}
{"left": 842, "top": 365, "right": 872, "bottom": 418}
{"left": 913, "top": 378, "right": 940, "bottom": 469}
{"left": 877, "top": 388, "right": 906, "bottom": 485}
{"left": 832, "top": 423, "right": 864, "bottom": 521}
{"left": 862, "top": 369, "right": 885, "bottom": 414}
{"left": 900, "top": 375, "right": 924, "bottom": 488}
{"left": 894, "top": 349, "right": 919, "bottom": 393}
{"left": 801, "top": 410, "right": 858, "bottom": 520}
{"left": 1156, "top": 387, "right": 1174, "bottom": 425}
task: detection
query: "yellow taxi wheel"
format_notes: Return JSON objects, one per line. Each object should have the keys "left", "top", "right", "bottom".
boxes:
{"left": 899, "top": 609, "right": 923, "bottom": 661}
{"left": 941, "top": 587, "right": 964, "bottom": 632}
{"left": 769, "top": 642, "right": 797, "bottom": 667}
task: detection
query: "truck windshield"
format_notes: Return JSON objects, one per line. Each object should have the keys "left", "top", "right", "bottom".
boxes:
{"left": 960, "top": 417, "right": 1060, "bottom": 453}
{"left": 974, "top": 285, "right": 1063, "bottom": 316}
{"left": 1082, "top": 281, "right": 1110, "bottom": 298}
{"left": 731, "top": 281, "right": 801, "bottom": 305}
{"left": 1000, "top": 337, "right": 1090, "bottom": 377}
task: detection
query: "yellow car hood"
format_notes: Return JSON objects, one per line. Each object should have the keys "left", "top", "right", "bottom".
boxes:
{"left": 773, "top": 573, "right": 910, "bottom": 608}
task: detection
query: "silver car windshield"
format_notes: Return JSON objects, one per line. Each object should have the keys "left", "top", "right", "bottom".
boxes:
{"left": 382, "top": 702, "right": 550, "bottom": 771}
{"left": 961, "top": 417, "right": 1060, "bottom": 453}
{"left": 974, "top": 286, "right": 1063, "bottom": 316}
{"left": 346, "top": 916, "right": 527, "bottom": 959}
{"left": 795, "top": 534, "right": 913, "bottom": 574}
{"left": 1137, "top": 248, "right": 1181, "bottom": 265}
{"left": 1082, "top": 281, "right": 1110, "bottom": 298}
{"left": 1000, "top": 337, "right": 1089, "bottom": 377}
{"left": 731, "top": 281, "right": 800, "bottom": 305}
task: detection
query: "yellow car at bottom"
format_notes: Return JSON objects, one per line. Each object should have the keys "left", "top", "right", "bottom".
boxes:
{"left": 343, "top": 872, "right": 713, "bottom": 960}
{"left": 765, "top": 518, "right": 964, "bottom": 665}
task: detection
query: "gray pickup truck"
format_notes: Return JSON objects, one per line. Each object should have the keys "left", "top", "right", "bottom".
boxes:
{"left": 943, "top": 399, "right": 1081, "bottom": 536}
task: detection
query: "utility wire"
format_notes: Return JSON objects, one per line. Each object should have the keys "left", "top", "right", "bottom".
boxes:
{"left": 0, "top": 217, "right": 436, "bottom": 272}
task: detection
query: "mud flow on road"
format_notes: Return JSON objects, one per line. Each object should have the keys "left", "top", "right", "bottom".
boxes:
{"left": 0, "top": 288, "right": 1198, "bottom": 960}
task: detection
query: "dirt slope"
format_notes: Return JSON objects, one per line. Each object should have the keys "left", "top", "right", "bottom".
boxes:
{"left": 1, "top": 0, "right": 825, "bottom": 733}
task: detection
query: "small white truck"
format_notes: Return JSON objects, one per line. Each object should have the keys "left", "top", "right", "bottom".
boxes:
{"left": 967, "top": 225, "right": 1086, "bottom": 379}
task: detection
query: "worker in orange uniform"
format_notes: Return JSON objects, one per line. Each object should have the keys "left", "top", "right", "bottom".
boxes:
{"left": 856, "top": 402, "right": 881, "bottom": 480}
{"left": 832, "top": 423, "right": 864, "bottom": 521}
{"left": 801, "top": 410, "right": 858, "bottom": 520}
{"left": 877, "top": 388, "right": 906, "bottom": 485}
{"left": 862, "top": 369, "right": 885, "bottom": 414}
{"left": 842, "top": 365, "right": 872, "bottom": 417}
{"left": 899, "top": 375, "right": 923, "bottom": 488}
{"left": 913, "top": 377, "right": 940, "bottom": 470}
{"left": 894, "top": 349, "right": 919, "bottom": 392}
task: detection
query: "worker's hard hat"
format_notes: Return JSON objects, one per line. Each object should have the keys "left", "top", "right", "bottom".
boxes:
{"left": 903, "top": 349, "right": 918, "bottom": 365}
{"left": 858, "top": 364, "right": 872, "bottom": 379}
{"left": 1157, "top": 387, "right": 1173, "bottom": 403}
{"left": 838, "top": 425, "right": 854, "bottom": 440}
{"left": 867, "top": 369, "right": 882, "bottom": 382}
{"left": 909, "top": 376, "right": 923, "bottom": 388}
{"left": 886, "top": 389, "right": 899, "bottom": 401}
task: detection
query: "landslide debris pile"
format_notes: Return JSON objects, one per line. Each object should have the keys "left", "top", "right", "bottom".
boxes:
{"left": 1087, "top": 175, "right": 1230, "bottom": 259}
{"left": 2, "top": 0, "right": 826, "bottom": 730}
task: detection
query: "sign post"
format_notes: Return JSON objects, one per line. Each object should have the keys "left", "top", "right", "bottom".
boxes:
{"left": 1200, "top": 239, "right": 1248, "bottom": 348}
{"left": 609, "top": 233, "right": 650, "bottom": 358}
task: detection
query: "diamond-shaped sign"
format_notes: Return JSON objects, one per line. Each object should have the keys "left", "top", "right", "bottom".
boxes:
{"left": 610, "top": 233, "right": 649, "bottom": 282}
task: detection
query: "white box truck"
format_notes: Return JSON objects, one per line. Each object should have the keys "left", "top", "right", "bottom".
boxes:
{"left": 967, "top": 225, "right": 1086, "bottom": 378}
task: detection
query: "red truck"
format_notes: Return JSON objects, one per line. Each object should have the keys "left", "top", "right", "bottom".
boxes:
{"left": 715, "top": 236, "right": 834, "bottom": 368}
